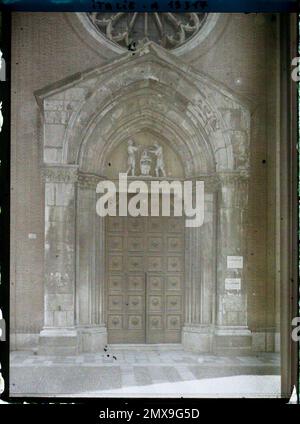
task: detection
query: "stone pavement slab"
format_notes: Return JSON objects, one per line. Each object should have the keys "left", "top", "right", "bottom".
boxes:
{"left": 10, "top": 348, "right": 280, "bottom": 397}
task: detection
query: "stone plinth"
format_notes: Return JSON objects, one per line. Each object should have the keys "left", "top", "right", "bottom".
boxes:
{"left": 39, "top": 328, "right": 78, "bottom": 355}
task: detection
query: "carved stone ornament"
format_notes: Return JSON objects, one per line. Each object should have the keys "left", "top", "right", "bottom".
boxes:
{"left": 78, "top": 173, "right": 102, "bottom": 189}
{"left": 126, "top": 140, "right": 167, "bottom": 177}
{"left": 87, "top": 13, "right": 207, "bottom": 51}
{"left": 140, "top": 149, "right": 152, "bottom": 176}
{"left": 42, "top": 166, "right": 79, "bottom": 183}
{"left": 218, "top": 170, "right": 250, "bottom": 185}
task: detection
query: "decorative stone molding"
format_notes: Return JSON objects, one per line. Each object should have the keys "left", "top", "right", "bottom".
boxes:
{"left": 73, "top": 13, "right": 225, "bottom": 59}
{"left": 42, "top": 166, "right": 79, "bottom": 183}
{"left": 217, "top": 171, "right": 250, "bottom": 209}
{"left": 195, "top": 175, "right": 220, "bottom": 192}
{"left": 35, "top": 42, "right": 250, "bottom": 175}
{"left": 77, "top": 173, "right": 102, "bottom": 189}
{"left": 218, "top": 170, "right": 250, "bottom": 185}
{"left": 187, "top": 173, "right": 248, "bottom": 193}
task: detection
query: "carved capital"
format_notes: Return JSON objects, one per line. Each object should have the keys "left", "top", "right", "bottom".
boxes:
{"left": 78, "top": 173, "right": 102, "bottom": 189}
{"left": 42, "top": 166, "right": 79, "bottom": 183}
{"left": 196, "top": 174, "right": 220, "bottom": 192}
{"left": 218, "top": 170, "right": 249, "bottom": 209}
{"left": 218, "top": 170, "right": 250, "bottom": 186}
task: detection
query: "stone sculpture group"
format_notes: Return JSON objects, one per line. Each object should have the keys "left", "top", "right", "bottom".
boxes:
{"left": 126, "top": 139, "right": 166, "bottom": 177}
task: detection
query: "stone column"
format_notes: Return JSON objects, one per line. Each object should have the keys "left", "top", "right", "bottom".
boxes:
{"left": 39, "top": 165, "right": 79, "bottom": 355}
{"left": 214, "top": 171, "right": 252, "bottom": 354}
{"left": 76, "top": 174, "right": 107, "bottom": 352}
{"left": 96, "top": 213, "right": 106, "bottom": 328}
{"left": 182, "top": 176, "right": 218, "bottom": 352}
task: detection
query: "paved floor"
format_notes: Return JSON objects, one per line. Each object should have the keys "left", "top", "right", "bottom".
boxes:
{"left": 10, "top": 346, "right": 281, "bottom": 398}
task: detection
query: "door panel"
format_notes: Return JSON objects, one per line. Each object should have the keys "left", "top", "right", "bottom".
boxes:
{"left": 106, "top": 215, "right": 184, "bottom": 344}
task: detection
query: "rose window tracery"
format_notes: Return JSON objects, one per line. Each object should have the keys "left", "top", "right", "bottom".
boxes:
{"left": 86, "top": 12, "right": 207, "bottom": 50}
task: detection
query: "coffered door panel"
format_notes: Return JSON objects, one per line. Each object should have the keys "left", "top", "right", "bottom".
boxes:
{"left": 106, "top": 214, "right": 184, "bottom": 344}
{"left": 107, "top": 216, "right": 146, "bottom": 344}
{"left": 146, "top": 216, "right": 184, "bottom": 344}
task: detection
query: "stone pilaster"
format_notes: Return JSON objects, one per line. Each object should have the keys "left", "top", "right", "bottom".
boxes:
{"left": 214, "top": 171, "right": 252, "bottom": 354}
{"left": 76, "top": 173, "right": 107, "bottom": 352}
{"left": 182, "top": 176, "right": 218, "bottom": 352}
{"left": 39, "top": 165, "right": 79, "bottom": 355}
{"left": 96, "top": 213, "right": 106, "bottom": 326}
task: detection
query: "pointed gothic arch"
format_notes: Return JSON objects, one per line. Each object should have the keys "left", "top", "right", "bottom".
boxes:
{"left": 36, "top": 42, "right": 252, "bottom": 354}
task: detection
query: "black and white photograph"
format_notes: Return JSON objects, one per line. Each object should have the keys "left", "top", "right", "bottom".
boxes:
{"left": 0, "top": 2, "right": 298, "bottom": 405}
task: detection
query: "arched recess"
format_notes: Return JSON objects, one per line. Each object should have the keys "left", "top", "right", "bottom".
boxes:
{"left": 36, "top": 42, "right": 252, "bottom": 355}
{"left": 62, "top": 60, "right": 237, "bottom": 173}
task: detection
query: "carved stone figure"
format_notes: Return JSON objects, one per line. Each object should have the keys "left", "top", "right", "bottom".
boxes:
{"left": 149, "top": 143, "right": 166, "bottom": 177}
{"left": 140, "top": 149, "right": 152, "bottom": 176}
{"left": 126, "top": 139, "right": 139, "bottom": 176}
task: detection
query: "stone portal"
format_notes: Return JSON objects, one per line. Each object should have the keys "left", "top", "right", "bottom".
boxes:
{"left": 36, "top": 42, "right": 251, "bottom": 355}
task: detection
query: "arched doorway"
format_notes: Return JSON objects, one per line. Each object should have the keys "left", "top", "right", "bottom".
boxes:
{"left": 37, "top": 42, "right": 251, "bottom": 355}
{"left": 103, "top": 131, "right": 186, "bottom": 344}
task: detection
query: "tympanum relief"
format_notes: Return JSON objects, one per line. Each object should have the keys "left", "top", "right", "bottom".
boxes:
{"left": 105, "top": 132, "right": 182, "bottom": 179}
{"left": 126, "top": 139, "right": 167, "bottom": 177}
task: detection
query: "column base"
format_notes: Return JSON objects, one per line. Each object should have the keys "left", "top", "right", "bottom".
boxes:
{"left": 182, "top": 325, "right": 213, "bottom": 353}
{"left": 38, "top": 328, "right": 78, "bottom": 355}
{"left": 78, "top": 325, "right": 107, "bottom": 353}
{"left": 213, "top": 326, "right": 252, "bottom": 355}
{"left": 252, "top": 330, "right": 280, "bottom": 352}
{"left": 39, "top": 326, "right": 108, "bottom": 355}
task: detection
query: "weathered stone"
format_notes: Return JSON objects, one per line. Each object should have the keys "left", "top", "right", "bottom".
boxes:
{"left": 10, "top": 13, "right": 280, "bottom": 358}
{"left": 44, "top": 124, "right": 66, "bottom": 148}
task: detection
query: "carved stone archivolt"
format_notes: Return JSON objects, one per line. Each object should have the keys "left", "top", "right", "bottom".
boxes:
{"left": 36, "top": 43, "right": 250, "bottom": 177}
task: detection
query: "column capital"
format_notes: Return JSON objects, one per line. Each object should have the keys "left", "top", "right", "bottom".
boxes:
{"left": 218, "top": 169, "right": 250, "bottom": 186}
{"left": 78, "top": 172, "right": 102, "bottom": 189}
{"left": 193, "top": 174, "right": 219, "bottom": 192}
{"left": 193, "top": 171, "right": 250, "bottom": 192}
{"left": 42, "top": 165, "right": 79, "bottom": 183}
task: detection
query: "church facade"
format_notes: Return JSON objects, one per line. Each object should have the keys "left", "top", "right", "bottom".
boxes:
{"left": 10, "top": 12, "right": 281, "bottom": 357}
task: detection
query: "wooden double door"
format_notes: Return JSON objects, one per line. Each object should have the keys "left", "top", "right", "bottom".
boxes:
{"left": 106, "top": 215, "right": 184, "bottom": 343}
